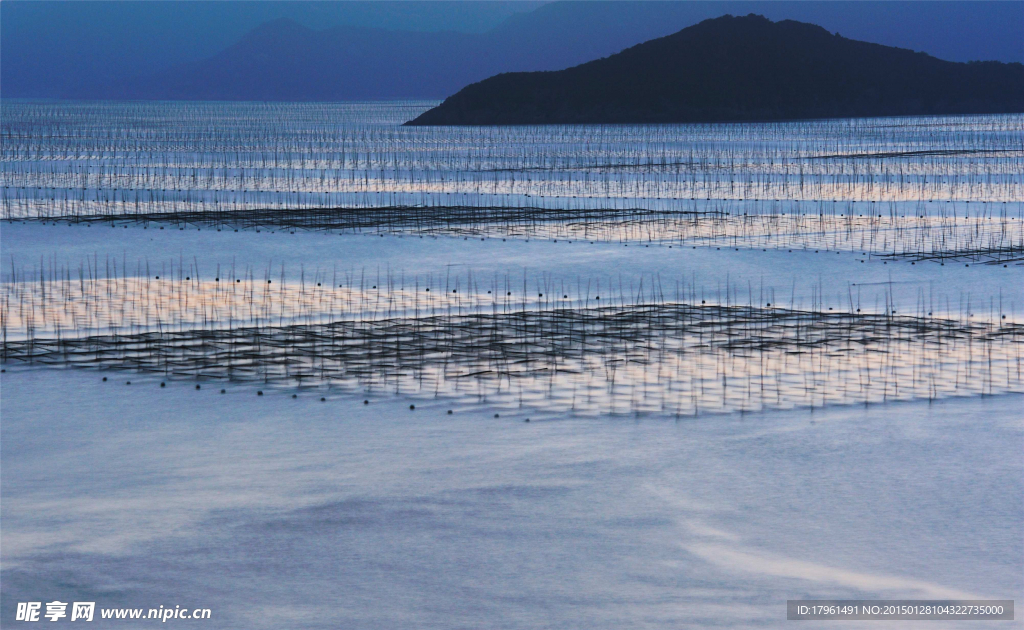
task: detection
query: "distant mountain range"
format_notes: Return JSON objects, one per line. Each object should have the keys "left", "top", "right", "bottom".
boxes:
{"left": 3, "top": 1, "right": 1023, "bottom": 101}
{"left": 407, "top": 15, "right": 1024, "bottom": 125}
{"left": 97, "top": 19, "right": 486, "bottom": 101}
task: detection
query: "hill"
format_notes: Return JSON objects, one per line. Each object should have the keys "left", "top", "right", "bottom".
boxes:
{"left": 4, "top": 2, "right": 1024, "bottom": 101}
{"left": 406, "top": 14, "right": 1024, "bottom": 125}
{"left": 96, "top": 19, "right": 485, "bottom": 101}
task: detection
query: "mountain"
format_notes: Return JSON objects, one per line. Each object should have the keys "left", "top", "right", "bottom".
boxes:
{"left": 0, "top": 1, "right": 542, "bottom": 99}
{"left": 4, "top": 2, "right": 1023, "bottom": 101}
{"left": 50, "top": 4, "right": 754, "bottom": 101}
{"left": 406, "top": 14, "right": 1024, "bottom": 125}
{"left": 93, "top": 19, "right": 487, "bottom": 101}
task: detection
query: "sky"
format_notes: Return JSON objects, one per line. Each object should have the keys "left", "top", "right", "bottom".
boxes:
{"left": 2, "top": 1, "right": 1021, "bottom": 100}
{"left": 0, "top": 1, "right": 544, "bottom": 96}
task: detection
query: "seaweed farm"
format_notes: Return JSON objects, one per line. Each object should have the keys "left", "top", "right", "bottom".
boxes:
{"left": 2, "top": 95, "right": 1023, "bottom": 630}
{"left": 2, "top": 100, "right": 1022, "bottom": 413}
{"left": 3, "top": 101, "right": 1023, "bottom": 262}
{"left": 2, "top": 258, "right": 1022, "bottom": 415}
{"left": 4, "top": 296, "right": 1022, "bottom": 416}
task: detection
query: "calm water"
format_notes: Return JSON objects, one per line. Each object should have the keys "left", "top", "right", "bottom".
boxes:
{"left": 2, "top": 102, "right": 1021, "bottom": 627}
{"left": 2, "top": 368, "right": 1021, "bottom": 628}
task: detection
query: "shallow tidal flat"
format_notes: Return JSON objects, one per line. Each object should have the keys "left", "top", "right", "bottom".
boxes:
{"left": 3, "top": 101, "right": 1022, "bottom": 262}
{"left": 2, "top": 368, "right": 1021, "bottom": 628}
{"left": 1, "top": 101, "right": 1021, "bottom": 627}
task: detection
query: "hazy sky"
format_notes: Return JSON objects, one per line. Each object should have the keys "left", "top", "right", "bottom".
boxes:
{"left": 3, "top": 1, "right": 1021, "bottom": 99}
{"left": 0, "top": 1, "right": 541, "bottom": 95}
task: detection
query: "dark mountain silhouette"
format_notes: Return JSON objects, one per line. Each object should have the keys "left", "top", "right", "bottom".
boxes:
{"left": 67, "top": 5, "right": 758, "bottom": 100}
{"left": 406, "top": 14, "right": 1024, "bottom": 125}
{"left": 10, "top": 2, "right": 1022, "bottom": 101}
